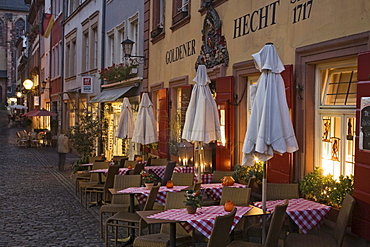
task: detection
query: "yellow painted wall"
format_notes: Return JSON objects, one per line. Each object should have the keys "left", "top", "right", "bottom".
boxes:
{"left": 149, "top": 0, "right": 370, "bottom": 86}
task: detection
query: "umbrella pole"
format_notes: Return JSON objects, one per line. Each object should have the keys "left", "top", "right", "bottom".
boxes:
{"left": 262, "top": 161, "right": 267, "bottom": 244}
{"left": 196, "top": 141, "right": 203, "bottom": 183}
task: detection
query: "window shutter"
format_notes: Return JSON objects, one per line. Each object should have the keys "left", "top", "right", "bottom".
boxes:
{"left": 158, "top": 88, "right": 169, "bottom": 158}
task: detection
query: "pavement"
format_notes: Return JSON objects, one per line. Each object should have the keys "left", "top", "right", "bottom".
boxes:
{"left": 0, "top": 110, "right": 108, "bottom": 246}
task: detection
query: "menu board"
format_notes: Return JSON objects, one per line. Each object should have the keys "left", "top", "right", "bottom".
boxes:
{"left": 360, "top": 97, "right": 370, "bottom": 150}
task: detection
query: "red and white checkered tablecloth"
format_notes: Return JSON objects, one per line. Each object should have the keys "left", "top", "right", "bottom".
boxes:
{"left": 254, "top": 198, "right": 331, "bottom": 234}
{"left": 117, "top": 166, "right": 167, "bottom": 177}
{"left": 117, "top": 186, "right": 189, "bottom": 205}
{"left": 200, "top": 183, "right": 248, "bottom": 201}
{"left": 174, "top": 166, "right": 195, "bottom": 173}
{"left": 148, "top": 205, "right": 252, "bottom": 239}
{"left": 195, "top": 173, "right": 213, "bottom": 184}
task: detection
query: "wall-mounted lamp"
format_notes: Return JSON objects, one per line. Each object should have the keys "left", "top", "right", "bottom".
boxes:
{"left": 41, "top": 80, "right": 51, "bottom": 90}
{"left": 16, "top": 91, "right": 23, "bottom": 98}
{"left": 121, "top": 38, "right": 145, "bottom": 64}
{"left": 23, "top": 79, "right": 34, "bottom": 90}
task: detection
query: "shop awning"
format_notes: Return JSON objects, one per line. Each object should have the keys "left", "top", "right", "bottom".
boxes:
{"left": 89, "top": 86, "right": 134, "bottom": 103}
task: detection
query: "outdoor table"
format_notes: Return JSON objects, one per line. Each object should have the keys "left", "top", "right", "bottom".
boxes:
{"left": 254, "top": 198, "right": 331, "bottom": 234}
{"left": 117, "top": 165, "right": 167, "bottom": 177}
{"left": 88, "top": 168, "right": 108, "bottom": 184}
{"left": 195, "top": 173, "right": 213, "bottom": 184}
{"left": 116, "top": 185, "right": 189, "bottom": 205}
{"left": 138, "top": 205, "right": 267, "bottom": 247}
{"left": 201, "top": 183, "right": 248, "bottom": 201}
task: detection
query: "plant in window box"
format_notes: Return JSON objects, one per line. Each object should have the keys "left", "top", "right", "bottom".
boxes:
{"left": 98, "top": 63, "right": 138, "bottom": 84}
{"left": 29, "top": 66, "right": 39, "bottom": 77}
{"left": 28, "top": 24, "right": 39, "bottom": 43}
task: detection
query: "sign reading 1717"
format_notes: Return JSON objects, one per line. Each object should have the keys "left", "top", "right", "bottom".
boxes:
{"left": 291, "top": 0, "right": 313, "bottom": 24}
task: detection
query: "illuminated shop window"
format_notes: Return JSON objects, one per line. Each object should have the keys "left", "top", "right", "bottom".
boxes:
{"left": 317, "top": 63, "right": 357, "bottom": 179}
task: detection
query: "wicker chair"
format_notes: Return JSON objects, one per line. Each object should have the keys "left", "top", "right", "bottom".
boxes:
{"left": 133, "top": 191, "right": 193, "bottom": 247}
{"left": 84, "top": 165, "right": 120, "bottom": 208}
{"left": 246, "top": 183, "right": 299, "bottom": 243}
{"left": 285, "top": 194, "right": 355, "bottom": 247}
{"left": 172, "top": 172, "right": 194, "bottom": 187}
{"left": 207, "top": 207, "right": 237, "bottom": 247}
{"left": 160, "top": 161, "right": 176, "bottom": 186}
{"left": 78, "top": 161, "right": 110, "bottom": 204}
{"left": 212, "top": 170, "right": 234, "bottom": 183}
{"left": 220, "top": 187, "right": 252, "bottom": 206}
{"left": 124, "top": 160, "right": 138, "bottom": 168}
{"left": 99, "top": 174, "right": 142, "bottom": 238}
{"left": 150, "top": 158, "right": 168, "bottom": 166}
{"left": 104, "top": 185, "right": 160, "bottom": 246}
{"left": 227, "top": 200, "right": 289, "bottom": 247}
{"left": 127, "top": 162, "right": 145, "bottom": 175}
{"left": 220, "top": 187, "right": 252, "bottom": 240}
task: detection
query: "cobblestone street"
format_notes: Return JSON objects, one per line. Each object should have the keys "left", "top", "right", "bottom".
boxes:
{"left": 0, "top": 110, "right": 105, "bottom": 246}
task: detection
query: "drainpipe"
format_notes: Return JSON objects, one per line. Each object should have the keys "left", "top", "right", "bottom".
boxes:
{"left": 98, "top": 0, "right": 107, "bottom": 155}
{"left": 59, "top": 0, "right": 66, "bottom": 134}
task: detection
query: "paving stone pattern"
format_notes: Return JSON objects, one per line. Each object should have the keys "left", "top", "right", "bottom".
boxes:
{"left": 0, "top": 111, "right": 105, "bottom": 247}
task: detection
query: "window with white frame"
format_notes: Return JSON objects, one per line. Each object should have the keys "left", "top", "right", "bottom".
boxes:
{"left": 316, "top": 60, "right": 357, "bottom": 179}
{"left": 108, "top": 33, "right": 115, "bottom": 66}
{"left": 71, "top": 39, "right": 76, "bottom": 76}
{"left": 129, "top": 18, "right": 138, "bottom": 57}
{"left": 91, "top": 25, "right": 98, "bottom": 69}
{"left": 82, "top": 31, "right": 89, "bottom": 72}
{"left": 117, "top": 26, "right": 125, "bottom": 63}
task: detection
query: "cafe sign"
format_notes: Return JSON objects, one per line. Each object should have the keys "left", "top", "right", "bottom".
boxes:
{"left": 81, "top": 76, "right": 93, "bottom": 93}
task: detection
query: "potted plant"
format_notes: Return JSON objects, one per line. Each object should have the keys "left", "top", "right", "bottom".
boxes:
{"left": 141, "top": 171, "right": 156, "bottom": 189}
{"left": 183, "top": 189, "right": 203, "bottom": 214}
{"left": 98, "top": 63, "right": 137, "bottom": 83}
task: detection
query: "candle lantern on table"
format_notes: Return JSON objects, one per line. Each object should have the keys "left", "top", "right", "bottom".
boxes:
{"left": 178, "top": 140, "right": 193, "bottom": 166}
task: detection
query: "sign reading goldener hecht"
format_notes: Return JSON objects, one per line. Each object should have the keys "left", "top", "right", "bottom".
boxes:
{"left": 233, "top": 0, "right": 280, "bottom": 38}
{"left": 82, "top": 76, "right": 93, "bottom": 93}
{"left": 166, "top": 39, "right": 196, "bottom": 64}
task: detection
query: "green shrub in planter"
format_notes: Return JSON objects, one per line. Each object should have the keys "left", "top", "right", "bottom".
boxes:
{"left": 232, "top": 162, "right": 263, "bottom": 184}
{"left": 299, "top": 166, "right": 354, "bottom": 208}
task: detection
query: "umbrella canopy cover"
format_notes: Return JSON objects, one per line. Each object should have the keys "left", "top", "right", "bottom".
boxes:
{"left": 182, "top": 65, "right": 221, "bottom": 143}
{"left": 115, "top": 97, "right": 134, "bottom": 139}
{"left": 23, "top": 108, "right": 57, "bottom": 117}
{"left": 131, "top": 93, "right": 158, "bottom": 145}
{"left": 242, "top": 44, "right": 298, "bottom": 166}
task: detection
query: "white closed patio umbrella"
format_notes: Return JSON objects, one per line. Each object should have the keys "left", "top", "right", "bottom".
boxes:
{"left": 241, "top": 43, "right": 299, "bottom": 242}
{"left": 132, "top": 93, "right": 158, "bottom": 147}
{"left": 116, "top": 97, "right": 134, "bottom": 139}
{"left": 182, "top": 65, "right": 221, "bottom": 181}
{"left": 115, "top": 98, "right": 134, "bottom": 157}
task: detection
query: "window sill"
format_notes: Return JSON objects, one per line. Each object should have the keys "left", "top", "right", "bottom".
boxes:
{"left": 170, "top": 15, "right": 190, "bottom": 32}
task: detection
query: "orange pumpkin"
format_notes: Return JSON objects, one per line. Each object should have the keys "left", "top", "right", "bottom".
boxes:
{"left": 224, "top": 200, "right": 234, "bottom": 212}
{"left": 136, "top": 156, "right": 143, "bottom": 162}
{"left": 127, "top": 165, "right": 133, "bottom": 169}
{"left": 221, "top": 176, "right": 235, "bottom": 186}
{"left": 166, "top": 180, "right": 174, "bottom": 188}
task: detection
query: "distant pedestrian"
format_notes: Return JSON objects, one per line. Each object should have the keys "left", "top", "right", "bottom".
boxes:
{"left": 57, "top": 130, "right": 69, "bottom": 171}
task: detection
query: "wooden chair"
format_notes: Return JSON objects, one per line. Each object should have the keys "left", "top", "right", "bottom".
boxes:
{"left": 212, "top": 170, "right": 234, "bottom": 183}
{"left": 171, "top": 172, "right": 194, "bottom": 187}
{"left": 207, "top": 207, "right": 237, "bottom": 247}
{"left": 227, "top": 200, "right": 289, "bottom": 247}
{"left": 285, "top": 194, "right": 355, "bottom": 247}
{"left": 84, "top": 165, "right": 120, "bottom": 208}
{"left": 133, "top": 191, "right": 193, "bottom": 247}
{"left": 104, "top": 185, "right": 161, "bottom": 246}
{"left": 99, "top": 174, "right": 142, "bottom": 238}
